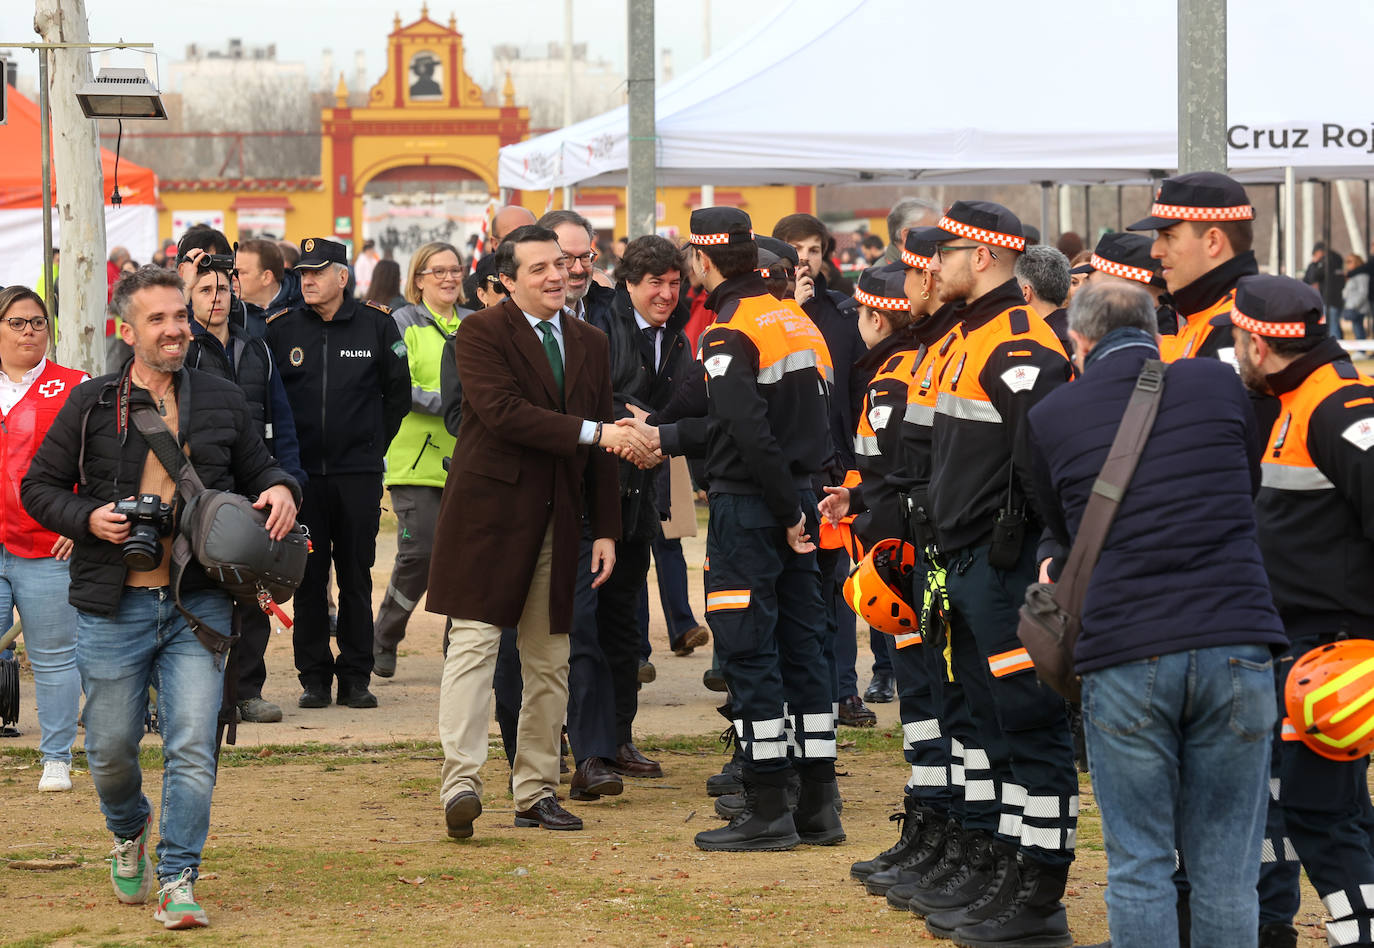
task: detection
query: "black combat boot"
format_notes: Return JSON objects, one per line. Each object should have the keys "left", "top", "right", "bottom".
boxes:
{"left": 907, "top": 829, "right": 998, "bottom": 917}
{"left": 793, "top": 760, "right": 846, "bottom": 846}
{"left": 861, "top": 806, "right": 949, "bottom": 895}
{"left": 694, "top": 767, "right": 799, "bottom": 852}
{"left": 951, "top": 854, "right": 1072, "bottom": 948}
{"left": 707, "top": 706, "right": 745, "bottom": 797}
{"left": 851, "top": 795, "right": 936, "bottom": 882}
{"left": 1257, "top": 922, "right": 1298, "bottom": 948}
{"left": 887, "top": 820, "right": 966, "bottom": 910}
{"left": 926, "top": 839, "right": 1019, "bottom": 938}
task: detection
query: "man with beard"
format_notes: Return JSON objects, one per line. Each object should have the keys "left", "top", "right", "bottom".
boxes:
{"left": 908, "top": 202, "right": 1078, "bottom": 947}
{"left": 539, "top": 210, "right": 614, "bottom": 326}
{"left": 22, "top": 266, "right": 299, "bottom": 930}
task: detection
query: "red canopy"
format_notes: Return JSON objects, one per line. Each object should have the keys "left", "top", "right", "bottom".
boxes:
{"left": 0, "top": 89, "right": 157, "bottom": 209}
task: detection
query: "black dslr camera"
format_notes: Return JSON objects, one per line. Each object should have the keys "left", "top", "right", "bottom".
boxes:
{"left": 114, "top": 493, "right": 174, "bottom": 571}
{"left": 194, "top": 253, "right": 236, "bottom": 274}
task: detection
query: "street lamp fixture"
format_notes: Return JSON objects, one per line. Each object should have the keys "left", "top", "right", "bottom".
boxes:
{"left": 74, "top": 67, "right": 166, "bottom": 120}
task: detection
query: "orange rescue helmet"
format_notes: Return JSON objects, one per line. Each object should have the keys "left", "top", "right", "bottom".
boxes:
{"left": 843, "top": 538, "right": 918, "bottom": 636}
{"left": 1284, "top": 638, "right": 1374, "bottom": 762}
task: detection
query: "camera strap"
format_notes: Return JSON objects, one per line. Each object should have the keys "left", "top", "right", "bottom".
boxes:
{"left": 130, "top": 405, "right": 238, "bottom": 667}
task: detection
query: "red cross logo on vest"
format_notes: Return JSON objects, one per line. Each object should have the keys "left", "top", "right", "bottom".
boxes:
{"left": 37, "top": 379, "right": 66, "bottom": 399}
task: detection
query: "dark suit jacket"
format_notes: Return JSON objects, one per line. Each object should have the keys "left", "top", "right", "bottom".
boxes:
{"left": 426, "top": 299, "right": 621, "bottom": 633}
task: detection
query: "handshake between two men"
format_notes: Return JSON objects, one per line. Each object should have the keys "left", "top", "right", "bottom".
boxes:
{"left": 599, "top": 405, "right": 662, "bottom": 470}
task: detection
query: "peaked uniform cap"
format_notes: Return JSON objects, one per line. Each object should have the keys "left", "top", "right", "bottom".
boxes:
{"left": 296, "top": 237, "right": 349, "bottom": 270}
{"left": 689, "top": 206, "right": 754, "bottom": 246}
{"left": 853, "top": 263, "right": 911, "bottom": 313}
{"left": 901, "top": 230, "right": 939, "bottom": 269}
{"left": 1090, "top": 232, "right": 1166, "bottom": 288}
{"left": 755, "top": 235, "right": 799, "bottom": 266}
{"left": 1213, "top": 274, "right": 1326, "bottom": 338}
{"left": 1128, "top": 171, "right": 1255, "bottom": 231}
{"left": 928, "top": 201, "right": 1025, "bottom": 251}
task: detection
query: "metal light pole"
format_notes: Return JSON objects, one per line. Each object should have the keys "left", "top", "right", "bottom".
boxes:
{"left": 626, "top": 0, "right": 656, "bottom": 238}
{"left": 37, "top": 48, "right": 52, "bottom": 309}
{"left": 1177, "top": 0, "right": 1227, "bottom": 174}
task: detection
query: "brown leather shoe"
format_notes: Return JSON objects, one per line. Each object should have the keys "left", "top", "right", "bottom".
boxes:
{"left": 671, "top": 624, "right": 710, "bottom": 656}
{"left": 570, "top": 757, "right": 624, "bottom": 801}
{"left": 444, "top": 790, "right": 482, "bottom": 839}
{"left": 514, "top": 795, "right": 583, "bottom": 831}
{"left": 612, "top": 742, "right": 664, "bottom": 778}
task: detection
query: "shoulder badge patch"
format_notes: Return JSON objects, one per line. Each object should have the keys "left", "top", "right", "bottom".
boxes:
{"left": 1000, "top": 364, "right": 1040, "bottom": 393}
{"left": 266, "top": 308, "right": 290, "bottom": 324}
{"left": 1342, "top": 418, "right": 1374, "bottom": 451}
{"left": 1008, "top": 308, "right": 1030, "bottom": 336}
{"left": 289, "top": 346, "right": 304, "bottom": 367}
{"left": 391, "top": 339, "right": 408, "bottom": 358}
{"left": 365, "top": 300, "right": 391, "bottom": 314}
{"left": 868, "top": 404, "right": 893, "bottom": 431}
{"left": 704, "top": 354, "right": 733, "bottom": 378}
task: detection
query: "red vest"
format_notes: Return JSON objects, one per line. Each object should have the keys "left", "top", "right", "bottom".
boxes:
{"left": 1, "top": 360, "right": 87, "bottom": 557}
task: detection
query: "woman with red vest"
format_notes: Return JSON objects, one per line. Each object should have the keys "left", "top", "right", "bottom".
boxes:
{"left": 0, "top": 286, "right": 88, "bottom": 791}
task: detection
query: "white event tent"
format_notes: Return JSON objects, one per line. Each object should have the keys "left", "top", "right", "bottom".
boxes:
{"left": 498, "top": 0, "right": 1374, "bottom": 191}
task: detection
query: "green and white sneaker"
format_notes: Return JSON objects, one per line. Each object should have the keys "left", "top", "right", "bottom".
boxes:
{"left": 153, "top": 868, "right": 209, "bottom": 930}
{"left": 109, "top": 815, "right": 154, "bottom": 904}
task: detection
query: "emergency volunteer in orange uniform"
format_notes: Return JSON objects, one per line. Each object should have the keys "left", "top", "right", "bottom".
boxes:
{"left": 1082, "top": 232, "right": 1176, "bottom": 336}
{"left": 1126, "top": 171, "right": 1259, "bottom": 366}
{"left": 653, "top": 208, "right": 841, "bottom": 853}
{"left": 908, "top": 201, "right": 1077, "bottom": 948}
{"left": 1227, "top": 275, "right": 1374, "bottom": 948}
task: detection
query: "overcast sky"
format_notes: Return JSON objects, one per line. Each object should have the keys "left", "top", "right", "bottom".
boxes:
{"left": 1, "top": 0, "right": 779, "bottom": 92}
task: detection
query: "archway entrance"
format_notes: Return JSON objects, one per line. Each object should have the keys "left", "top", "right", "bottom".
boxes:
{"left": 362, "top": 164, "right": 489, "bottom": 279}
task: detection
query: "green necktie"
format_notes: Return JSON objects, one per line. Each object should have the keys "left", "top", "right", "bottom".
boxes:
{"left": 536, "top": 321, "right": 565, "bottom": 397}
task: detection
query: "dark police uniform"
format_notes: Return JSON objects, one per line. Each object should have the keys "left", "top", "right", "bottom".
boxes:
{"left": 917, "top": 203, "right": 1077, "bottom": 945}
{"left": 266, "top": 238, "right": 410, "bottom": 706}
{"left": 1225, "top": 277, "right": 1374, "bottom": 948}
{"left": 1126, "top": 172, "right": 1259, "bottom": 366}
{"left": 664, "top": 208, "right": 838, "bottom": 853}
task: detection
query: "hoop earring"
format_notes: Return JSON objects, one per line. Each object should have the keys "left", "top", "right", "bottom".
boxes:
{"left": 920, "top": 290, "right": 931, "bottom": 301}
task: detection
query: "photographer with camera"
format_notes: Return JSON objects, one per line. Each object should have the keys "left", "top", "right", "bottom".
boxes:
{"left": 184, "top": 257, "right": 307, "bottom": 724}
{"left": 21, "top": 266, "right": 301, "bottom": 931}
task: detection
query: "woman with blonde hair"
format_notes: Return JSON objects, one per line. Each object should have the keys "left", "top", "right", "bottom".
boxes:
{"left": 373, "top": 241, "right": 471, "bottom": 677}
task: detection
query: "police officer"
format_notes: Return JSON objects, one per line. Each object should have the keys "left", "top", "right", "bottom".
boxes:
{"left": 266, "top": 238, "right": 410, "bottom": 710}
{"left": 1125, "top": 171, "right": 1258, "bottom": 364}
{"left": 651, "top": 207, "right": 839, "bottom": 852}
{"left": 1230, "top": 275, "right": 1374, "bottom": 948}
{"left": 912, "top": 202, "right": 1077, "bottom": 946}
{"left": 183, "top": 252, "right": 306, "bottom": 725}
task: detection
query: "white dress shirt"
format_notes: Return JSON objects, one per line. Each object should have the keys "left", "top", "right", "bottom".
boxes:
{"left": 0, "top": 359, "right": 46, "bottom": 416}
{"left": 522, "top": 310, "right": 599, "bottom": 445}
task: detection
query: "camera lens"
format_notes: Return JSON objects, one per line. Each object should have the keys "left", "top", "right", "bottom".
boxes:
{"left": 122, "top": 524, "right": 164, "bottom": 572}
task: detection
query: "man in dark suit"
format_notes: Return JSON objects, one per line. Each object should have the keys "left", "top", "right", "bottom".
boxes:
{"left": 428, "top": 225, "right": 646, "bottom": 838}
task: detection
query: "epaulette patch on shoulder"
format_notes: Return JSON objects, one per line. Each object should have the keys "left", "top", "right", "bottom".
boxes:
{"left": 881, "top": 354, "right": 904, "bottom": 374}
{"left": 364, "top": 300, "right": 391, "bottom": 315}
{"left": 1008, "top": 308, "right": 1031, "bottom": 336}
{"left": 265, "top": 308, "right": 290, "bottom": 324}
{"left": 1335, "top": 359, "right": 1359, "bottom": 380}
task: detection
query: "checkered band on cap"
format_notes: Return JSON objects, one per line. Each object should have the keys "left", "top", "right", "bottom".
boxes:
{"left": 854, "top": 287, "right": 910, "bottom": 311}
{"left": 937, "top": 215, "right": 1026, "bottom": 251}
{"left": 1231, "top": 303, "right": 1308, "bottom": 338}
{"left": 1149, "top": 202, "right": 1255, "bottom": 222}
{"left": 1090, "top": 253, "right": 1155, "bottom": 285}
{"left": 689, "top": 230, "right": 752, "bottom": 246}
{"left": 901, "top": 246, "right": 934, "bottom": 269}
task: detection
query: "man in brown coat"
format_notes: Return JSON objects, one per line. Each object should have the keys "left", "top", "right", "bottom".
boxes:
{"left": 429, "top": 225, "right": 645, "bottom": 837}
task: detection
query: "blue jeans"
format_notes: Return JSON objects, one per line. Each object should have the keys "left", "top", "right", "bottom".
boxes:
{"left": 1341, "top": 308, "right": 1368, "bottom": 340}
{"left": 1083, "top": 644, "right": 1276, "bottom": 948}
{"left": 0, "top": 548, "right": 80, "bottom": 763}
{"left": 78, "top": 587, "right": 231, "bottom": 883}
{"left": 1328, "top": 304, "right": 1345, "bottom": 339}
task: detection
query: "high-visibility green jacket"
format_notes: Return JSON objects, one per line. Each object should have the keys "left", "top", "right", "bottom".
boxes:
{"left": 384, "top": 300, "right": 467, "bottom": 488}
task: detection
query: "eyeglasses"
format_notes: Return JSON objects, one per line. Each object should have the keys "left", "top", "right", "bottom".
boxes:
{"left": 563, "top": 250, "right": 599, "bottom": 268}
{"left": 936, "top": 244, "right": 998, "bottom": 261}
{"left": 4, "top": 315, "right": 48, "bottom": 332}
{"left": 420, "top": 267, "right": 464, "bottom": 280}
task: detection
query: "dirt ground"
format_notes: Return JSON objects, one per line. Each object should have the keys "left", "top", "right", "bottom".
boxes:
{"left": 0, "top": 515, "right": 1334, "bottom": 946}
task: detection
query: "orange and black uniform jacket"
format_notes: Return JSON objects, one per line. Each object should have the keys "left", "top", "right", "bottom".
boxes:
{"left": 668, "top": 273, "right": 834, "bottom": 525}
{"left": 851, "top": 329, "right": 921, "bottom": 548}
{"left": 1255, "top": 338, "right": 1374, "bottom": 621}
{"left": 896, "top": 304, "right": 964, "bottom": 537}
{"left": 929, "top": 279, "right": 1072, "bottom": 552}
{"left": 1161, "top": 251, "right": 1259, "bottom": 365}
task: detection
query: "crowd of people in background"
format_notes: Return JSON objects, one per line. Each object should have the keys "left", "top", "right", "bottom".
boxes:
{"left": 3, "top": 175, "right": 1374, "bottom": 945}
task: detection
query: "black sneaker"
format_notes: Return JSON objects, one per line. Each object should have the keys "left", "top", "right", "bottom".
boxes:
{"left": 298, "top": 687, "right": 330, "bottom": 709}
{"left": 337, "top": 683, "right": 378, "bottom": 709}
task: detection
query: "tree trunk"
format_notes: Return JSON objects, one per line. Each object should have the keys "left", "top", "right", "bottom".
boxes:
{"left": 34, "top": 0, "right": 107, "bottom": 377}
